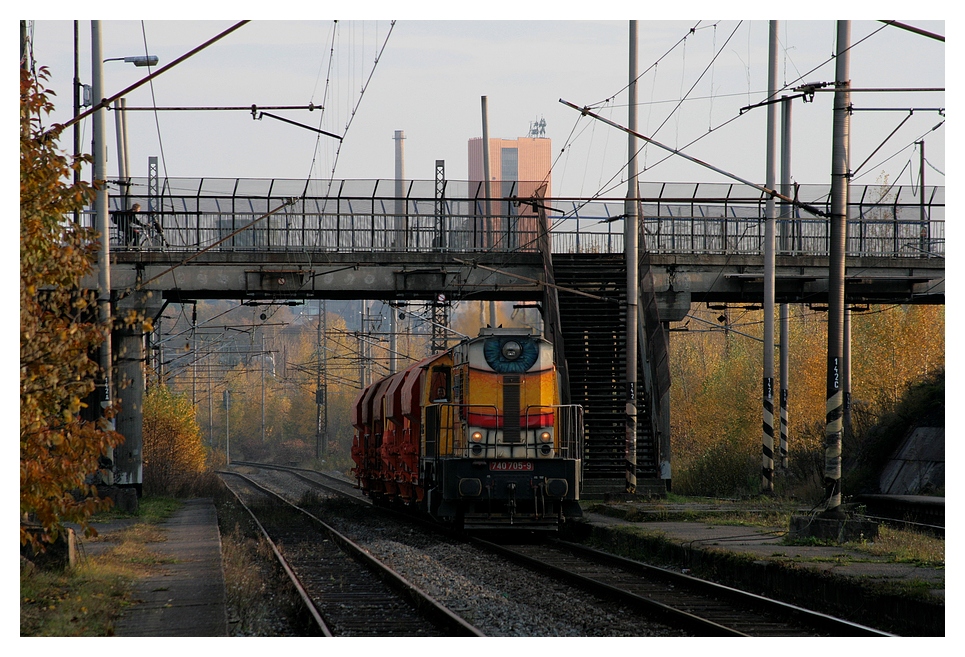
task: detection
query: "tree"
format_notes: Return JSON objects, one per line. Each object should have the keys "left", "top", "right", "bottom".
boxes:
{"left": 668, "top": 302, "right": 944, "bottom": 498}
{"left": 20, "top": 66, "right": 123, "bottom": 550}
{"left": 142, "top": 386, "right": 207, "bottom": 495}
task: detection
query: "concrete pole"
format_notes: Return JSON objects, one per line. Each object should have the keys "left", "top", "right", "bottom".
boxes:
{"left": 918, "top": 141, "right": 928, "bottom": 254}
{"left": 121, "top": 98, "right": 131, "bottom": 206}
{"left": 225, "top": 390, "right": 230, "bottom": 465}
{"left": 207, "top": 347, "right": 213, "bottom": 446}
{"left": 824, "top": 20, "right": 851, "bottom": 518}
{"left": 316, "top": 300, "right": 323, "bottom": 459}
{"left": 389, "top": 304, "right": 398, "bottom": 374}
{"left": 322, "top": 299, "right": 328, "bottom": 450}
{"left": 113, "top": 99, "right": 128, "bottom": 206}
{"left": 191, "top": 303, "right": 197, "bottom": 406}
{"left": 625, "top": 20, "right": 639, "bottom": 494}
{"left": 780, "top": 95, "right": 792, "bottom": 470}
{"left": 92, "top": 21, "right": 113, "bottom": 415}
{"left": 762, "top": 21, "right": 778, "bottom": 493}
{"left": 261, "top": 332, "right": 266, "bottom": 443}
{"left": 73, "top": 21, "right": 81, "bottom": 224}
{"left": 391, "top": 129, "right": 404, "bottom": 373}
{"left": 843, "top": 305, "right": 852, "bottom": 440}
{"left": 481, "top": 96, "right": 496, "bottom": 327}
{"left": 360, "top": 300, "right": 368, "bottom": 388}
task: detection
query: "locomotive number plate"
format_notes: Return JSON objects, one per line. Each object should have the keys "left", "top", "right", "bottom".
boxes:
{"left": 489, "top": 461, "right": 534, "bottom": 472}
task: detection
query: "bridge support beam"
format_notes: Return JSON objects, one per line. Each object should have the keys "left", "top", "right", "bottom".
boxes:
{"left": 113, "top": 324, "right": 144, "bottom": 491}
{"left": 112, "top": 291, "right": 164, "bottom": 493}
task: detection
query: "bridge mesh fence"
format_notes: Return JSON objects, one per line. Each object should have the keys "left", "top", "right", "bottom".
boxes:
{"left": 90, "top": 178, "right": 943, "bottom": 259}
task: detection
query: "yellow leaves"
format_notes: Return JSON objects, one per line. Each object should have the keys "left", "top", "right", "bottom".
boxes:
{"left": 21, "top": 66, "right": 117, "bottom": 553}
{"left": 142, "top": 385, "right": 206, "bottom": 494}
{"left": 669, "top": 303, "right": 944, "bottom": 496}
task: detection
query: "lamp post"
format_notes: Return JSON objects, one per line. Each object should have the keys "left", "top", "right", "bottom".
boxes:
{"left": 92, "top": 22, "right": 160, "bottom": 491}
{"left": 92, "top": 21, "right": 112, "bottom": 413}
{"left": 105, "top": 54, "right": 159, "bottom": 213}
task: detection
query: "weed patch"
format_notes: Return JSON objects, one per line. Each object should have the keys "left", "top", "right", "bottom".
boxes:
{"left": 20, "top": 502, "right": 179, "bottom": 636}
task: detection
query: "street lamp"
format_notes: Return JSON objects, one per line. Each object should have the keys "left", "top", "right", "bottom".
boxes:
{"left": 104, "top": 54, "right": 160, "bottom": 210}
{"left": 104, "top": 55, "right": 158, "bottom": 67}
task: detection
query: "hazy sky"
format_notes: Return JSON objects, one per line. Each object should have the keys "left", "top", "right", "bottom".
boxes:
{"left": 23, "top": 15, "right": 945, "bottom": 200}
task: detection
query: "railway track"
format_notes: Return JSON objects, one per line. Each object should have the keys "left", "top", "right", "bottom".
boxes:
{"left": 227, "top": 462, "right": 688, "bottom": 636}
{"left": 219, "top": 470, "right": 484, "bottom": 637}
{"left": 476, "top": 538, "right": 894, "bottom": 637}
{"left": 226, "top": 462, "right": 893, "bottom": 636}
{"left": 230, "top": 460, "right": 363, "bottom": 499}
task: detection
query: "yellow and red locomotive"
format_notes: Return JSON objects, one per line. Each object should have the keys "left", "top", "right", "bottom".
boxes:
{"left": 351, "top": 328, "right": 583, "bottom": 530}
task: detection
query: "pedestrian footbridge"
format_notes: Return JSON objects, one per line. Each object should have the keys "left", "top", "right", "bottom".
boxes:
{"left": 94, "top": 177, "right": 943, "bottom": 311}
{"left": 85, "top": 177, "right": 944, "bottom": 494}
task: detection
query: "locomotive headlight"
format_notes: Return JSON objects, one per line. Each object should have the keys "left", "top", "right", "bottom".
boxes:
{"left": 539, "top": 430, "right": 552, "bottom": 443}
{"left": 471, "top": 430, "right": 484, "bottom": 443}
{"left": 501, "top": 340, "right": 522, "bottom": 361}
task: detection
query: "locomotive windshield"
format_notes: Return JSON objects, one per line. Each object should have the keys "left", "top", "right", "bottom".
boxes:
{"left": 483, "top": 335, "right": 539, "bottom": 373}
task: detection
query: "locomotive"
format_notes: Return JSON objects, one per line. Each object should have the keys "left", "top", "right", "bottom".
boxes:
{"left": 351, "top": 327, "right": 584, "bottom": 530}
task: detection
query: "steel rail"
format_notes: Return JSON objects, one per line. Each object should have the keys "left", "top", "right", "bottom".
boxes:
{"left": 221, "top": 468, "right": 484, "bottom": 637}
{"left": 473, "top": 538, "right": 894, "bottom": 637}
{"left": 550, "top": 539, "right": 894, "bottom": 637}
{"left": 220, "top": 471, "right": 334, "bottom": 635}
{"left": 472, "top": 536, "right": 745, "bottom": 636}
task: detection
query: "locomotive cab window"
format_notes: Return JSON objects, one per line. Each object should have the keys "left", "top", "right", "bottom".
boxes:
{"left": 430, "top": 366, "right": 451, "bottom": 402}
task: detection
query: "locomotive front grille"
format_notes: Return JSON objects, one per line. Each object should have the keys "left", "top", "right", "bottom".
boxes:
{"left": 503, "top": 375, "right": 521, "bottom": 443}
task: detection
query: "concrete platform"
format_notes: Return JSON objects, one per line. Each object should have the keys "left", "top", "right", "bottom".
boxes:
{"left": 577, "top": 506, "right": 945, "bottom": 636}
{"left": 85, "top": 498, "right": 228, "bottom": 637}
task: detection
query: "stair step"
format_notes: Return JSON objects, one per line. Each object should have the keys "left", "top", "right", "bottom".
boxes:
{"left": 552, "top": 253, "right": 658, "bottom": 481}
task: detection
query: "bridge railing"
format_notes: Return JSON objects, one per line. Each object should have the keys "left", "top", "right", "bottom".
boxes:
{"left": 93, "top": 177, "right": 943, "bottom": 259}
{"left": 549, "top": 181, "right": 945, "bottom": 258}
{"left": 98, "top": 209, "right": 543, "bottom": 253}
{"left": 549, "top": 215, "right": 945, "bottom": 258}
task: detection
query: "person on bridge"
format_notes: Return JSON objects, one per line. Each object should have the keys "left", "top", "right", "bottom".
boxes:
{"left": 112, "top": 202, "right": 143, "bottom": 247}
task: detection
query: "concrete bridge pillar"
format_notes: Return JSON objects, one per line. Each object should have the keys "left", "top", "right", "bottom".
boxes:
{"left": 112, "top": 291, "right": 163, "bottom": 492}
{"left": 113, "top": 323, "right": 144, "bottom": 491}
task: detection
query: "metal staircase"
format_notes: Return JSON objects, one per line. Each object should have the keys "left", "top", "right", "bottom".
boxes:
{"left": 550, "top": 253, "right": 663, "bottom": 496}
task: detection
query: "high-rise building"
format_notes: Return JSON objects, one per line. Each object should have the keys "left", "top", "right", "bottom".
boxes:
{"left": 467, "top": 134, "right": 551, "bottom": 251}
{"left": 468, "top": 136, "right": 552, "bottom": 199}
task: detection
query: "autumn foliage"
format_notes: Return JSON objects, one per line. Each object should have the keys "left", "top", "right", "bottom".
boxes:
{"left": 142, "top": 385, "right": 207, "bottom": 495}
{"left": 669, "top": 303, "right": 945, "bottom": 498}
{"left": 20, "top": 66, "right": 122, "bottom": 549}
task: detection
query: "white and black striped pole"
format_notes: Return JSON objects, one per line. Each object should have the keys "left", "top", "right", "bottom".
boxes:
{"left": 625, "top": 20, "right": 639, "bottom": 494}
{"left": 824, "top": 20, "right": 851, "bottom": 518}
{"left": 762, "top": 21, "right": 779, "bottom": 493}
{"left": 779, "top": 95, "right": 793, "bottom": 469}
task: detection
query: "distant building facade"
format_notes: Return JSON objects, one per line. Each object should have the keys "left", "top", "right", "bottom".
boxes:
{"left": 467, "top": 136, "right": 552, "bottom": 251}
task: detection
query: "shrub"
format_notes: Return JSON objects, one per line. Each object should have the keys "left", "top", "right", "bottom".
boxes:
{"left": 142, "top": 385, "right": 207, "bottom": 496}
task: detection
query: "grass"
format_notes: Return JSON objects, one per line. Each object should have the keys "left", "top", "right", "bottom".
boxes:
{"left": 846, "top": 526, "right": 944, "bottom": 568}
{"left": 20, "top": 497, "right": 182, "bottom": 636}
{"left": 587, "top": 496, "right": 944, "bottom": 572}
{"left": 586, "top": 494, "right": 800, "bottom": 528}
